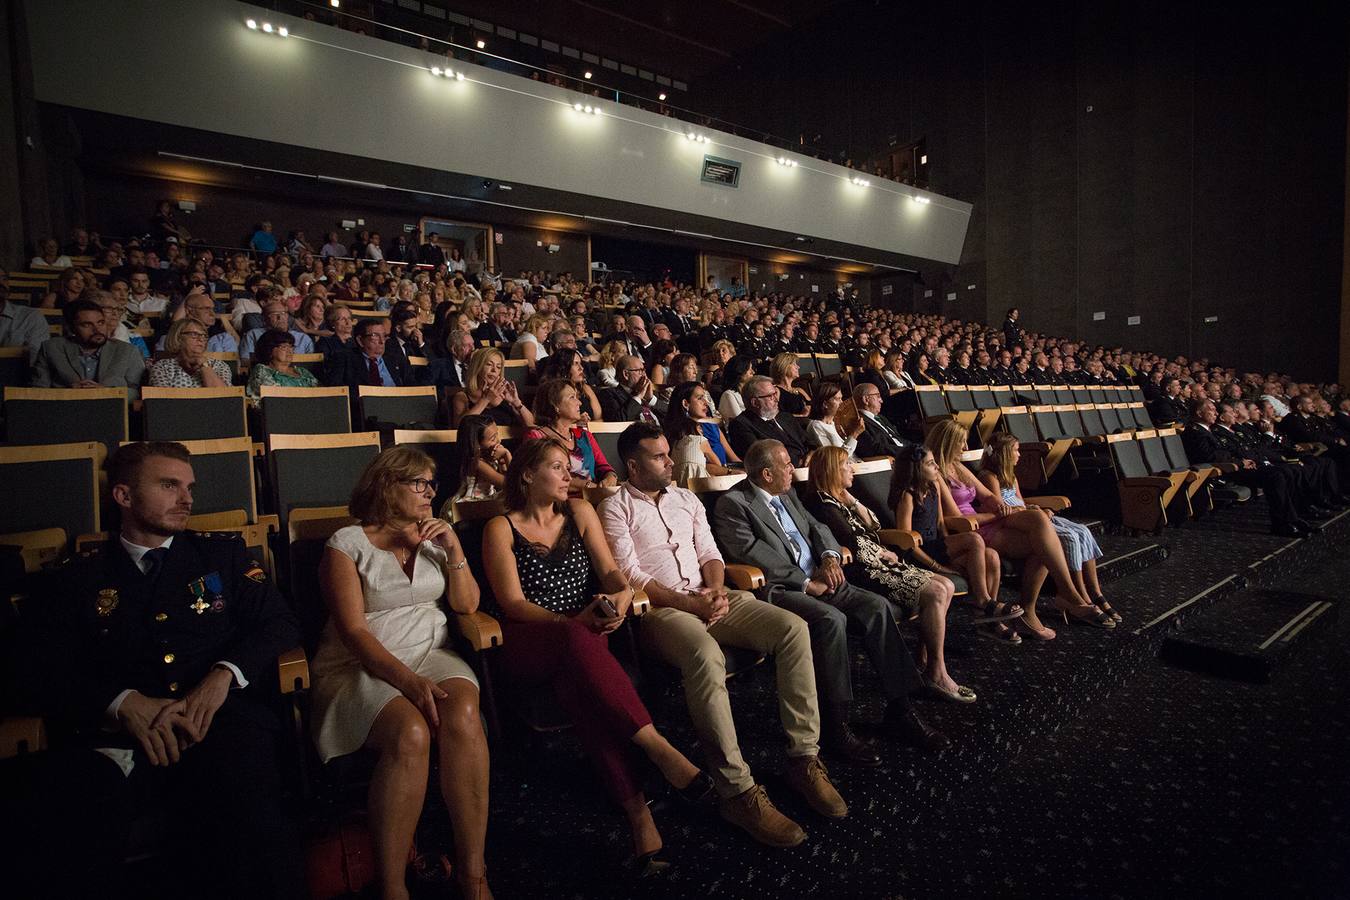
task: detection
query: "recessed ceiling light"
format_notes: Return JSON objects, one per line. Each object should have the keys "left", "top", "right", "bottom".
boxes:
{"left": 476, "top": 39, "right": 486, "bottom": 49}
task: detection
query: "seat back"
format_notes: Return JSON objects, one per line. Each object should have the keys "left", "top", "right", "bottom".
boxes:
{"left": 1001, "top": 407, "right": 1040, "bottom": 444}
{"left": 991, "top": 386, "right": 1014, "bottom": 408}
{"left": 1161, "top": 429, "right": 1193, "bottom": 469}
{"left": 357, "top": 385, "right": 439, "bottom": 429}
{"left": 1032, "top": 405, "right": 1068, "bottom": 440}
{"left": 586, "top": 422, "right": 633, "bottom": 482}
{"left": 814, "top": 354, "right": 843, "bottom": 379}
{"left": 140, "top": 386, "right": 248, "bottom": 441}
{"left": 1051, "top": 387, "right": 1075, "bottom": 406}
{"left": 1139, "top": 431, "right": 1173, "bottom": 474}
{"left": 1088, "top": 387, "right": 1110, "bottom": 404}
{"left": 1097, "top": 403, "right": 1125, "bottom": 434}
{"left": 914, "top": 385, "right": 950, "bottom": 418}
{"left": 1055, "top": 405, "right": 1086, "bottom": 439}
{"left": 0, "top": 347, "right": 29, "bottom": 387}
{"left": 1125, "top": 386, "right": 1146, "bottom": 404}
{"left": 501, "top": 359, "right": 530, "bottom": 389}
{"left": 286, "top": 506, "right": 358, "bottom": 647}
{"left": 851, "top": 457, "right": 896, "bottom": 528}
{"left": 156, "top": 437, "right": 259, "bottom": 521}
{"left": 4, "top": 387, "right": 128, "bottom": 453}
{"left": 260, "top": 386, "right": 353, "bottom": 439}
{"left": 969, "top": 386, "right": 997, "bottom": 410}
{"left": 1033, "top": 387, "right": 1058, "bottom": 405}
{"left": 393, "top": 429, "right": 461, "bottom": 515}
{"left": 0, "top": 442, "right": 101, "bottom": 546}
{"left": 688, "top": 473, "right": 748, "bottom": 522}
{"left": 268, "top": 432, "right": 382, "bottom": 532}
{"left": 1108, "top": 434, "right": 1151, "bottom": 478}
{"left": 945, "top": 386, "right": 976, "bottom": 412}
{"left": 1069, "top": 387, "right": 1093, "bottom": 407}
{"left": 1078, "top": 404, "right": 1107, "bottom": 437}
{"left": 796, "top": 353, "right": 819, "bottom": 381}
{"left": 1126, "top": 402, "right": 1153, "bottom": 430}
{"left": 290, "top": 353, "right": 327, "bottom": 380}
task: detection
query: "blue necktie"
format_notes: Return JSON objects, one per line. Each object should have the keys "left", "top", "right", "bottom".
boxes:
{"left": 770, "top": 497, "right": 814, "bottom": 573}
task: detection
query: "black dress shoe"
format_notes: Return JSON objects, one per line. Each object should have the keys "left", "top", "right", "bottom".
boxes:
{"left": 1296, "top": 518, "right": 1325, "bottom": 532}
{"left": 1272, "top": 524, "right": 1307, "bottom": 538}
{"left": 822, "top": 722, "right": 882, "bottom": 767}
{"left": 1303, "top": 505, "right": 1334, "bottom": 519}
{"left": 882, "top": 703, "right": 951, "bottom": 753}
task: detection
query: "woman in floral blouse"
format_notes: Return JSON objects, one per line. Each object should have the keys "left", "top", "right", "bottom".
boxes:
{"left": 148, "top": 319, "right": 233, "bottom": 388}
{"left": 245, "top": 329, "right": 318, "bottom": 404}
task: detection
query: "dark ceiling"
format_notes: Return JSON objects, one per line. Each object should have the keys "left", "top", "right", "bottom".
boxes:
{"left": 434, "top": 0, "right": 845, "bottom": 83}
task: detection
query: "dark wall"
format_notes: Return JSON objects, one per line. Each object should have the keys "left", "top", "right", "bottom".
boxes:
{"left": 493, "top": 225, "right": 588, "bottom": 279}
{"left": 693, "top": 0, "right": 1350, "bottom": 379}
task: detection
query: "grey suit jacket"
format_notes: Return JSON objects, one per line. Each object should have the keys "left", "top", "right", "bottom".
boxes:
{"left": 712, "top": 480, "right": 841, "bottom": 597}
{"left": 31, "top": 337, "right": 146, "bottom": 400}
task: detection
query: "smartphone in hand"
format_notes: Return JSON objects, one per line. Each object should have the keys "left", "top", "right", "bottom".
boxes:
{"left": 594, "top": 596, "right": 619, "bottom": 619}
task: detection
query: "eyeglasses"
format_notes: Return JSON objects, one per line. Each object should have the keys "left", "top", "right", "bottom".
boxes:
{"left": 752, "top": 388, "right": 780, "bottom": 401}
{"left": 400, "top": 478, "right": 439, "bottom": 494}
{"left": 180, "top": 331, "right": 209, "bottom": 341}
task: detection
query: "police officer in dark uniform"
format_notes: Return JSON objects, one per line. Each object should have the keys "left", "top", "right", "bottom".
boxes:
{"left": 0, "top": 441, "right": 302, "bottom": 899}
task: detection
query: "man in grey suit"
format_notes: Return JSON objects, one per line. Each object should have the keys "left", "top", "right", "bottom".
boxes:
{"left": 713, "top": 439, "right": 948, "bottom": 765}
{"left": 31, "top": 299, "right": 145, "bottom": 400}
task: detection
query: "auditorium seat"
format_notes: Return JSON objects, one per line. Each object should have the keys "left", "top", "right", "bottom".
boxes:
{"left": 356, "top": 385, "right": 439, "bottom": 431}
{"left": 392, "top": 429, "right": 461, "bottom": 512}
{"left": 260, "top": 386, "right": 353, "bottom": 440}
{"left": 0, "top": 442, "right": 102, "bottom": 552}
{"left": 0, "top": 347, "right": 29, "bottom": 387}
{"left": 141, "top": 386, "right": 249, "bottom": 441}
{"left": 290, "top": 353, "right": 327, "bottom": 380}
{"left": 4, "top": 386, "right": 128, "bottom": 455}
{"left": 586, "top": 421, "right": 632, "bottom": 481}
{"left": 267, "top": 432, "right": 382, "bottom": 541}
{"left": 1106, "top": 433, "right": 1191, "bottom": 532}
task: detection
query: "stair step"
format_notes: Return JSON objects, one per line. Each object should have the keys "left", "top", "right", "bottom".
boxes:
{"left": 1160, "top": 589, "right": 1340, "bottom": 682}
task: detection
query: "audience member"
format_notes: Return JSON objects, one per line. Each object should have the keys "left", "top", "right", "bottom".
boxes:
{"left": 600, "top": 354, "right": 662, "bottom": 424}
{"left": 727, "top": 376, "right": 811, "bottom": 465}
{"left": 245, "top": 329, "right": 319, "bottom": 401}
{"left": 325, "top": 318, "right": 410, "bottom": 390}
{"left": 239, "top": 301, "right": 316, "bottom": 359}
{"left": 716, "top": 355, "right": 756, "bottom": 420}
{"left": 662, "top": 381, "right": 738, "bottom": 480}
{"left": 447, "top": 414, "right": 511, "bottom": 503}
{"left": 31, "top": 298, "right": 145, "bottom": 399}
{"left": 806, "top": 381, "right": 864, "bottom": 455}
{"left": 526, "top": 379, "right": 617, "bottom": 488}
{"left": 851, "top": 383, "right": 912, "bottom": 459}
{"left": 0, "top": 266, "right": 60, "bottom": 361}
{"left": 449, "top": 347, "right": 533, "bottom": 428}
{"left": 149, "top": 319, "right": 232, "bottom": 388}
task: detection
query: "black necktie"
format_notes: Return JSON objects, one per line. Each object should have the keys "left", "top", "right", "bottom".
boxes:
{"left": 143, "top": 547, "right": 168, "bottom": 582}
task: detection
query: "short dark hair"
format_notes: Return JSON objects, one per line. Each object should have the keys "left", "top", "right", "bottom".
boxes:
{"left": 617, "top": 422, "right": 664, "bottom": 471}
{"left": 531, "top": 378, "right": 575, "bottom": 426}
{"left": 353, "top": 317, "right": 386, "bottom": 338}
{"left": 391, "top": 307, "right": 420, "bottom": 327}
{"left": 252, "top": 328, "right": 297, "bottom": 366}
{"left": 107, "top": 441, "right": 192, "bottom": 492}
{"left": 63, "top": 298, "right": 104, "bottom": 330}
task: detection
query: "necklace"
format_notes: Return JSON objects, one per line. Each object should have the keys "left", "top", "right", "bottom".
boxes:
{"left": 545, "top": 424, "right": 577, "bottom": 449}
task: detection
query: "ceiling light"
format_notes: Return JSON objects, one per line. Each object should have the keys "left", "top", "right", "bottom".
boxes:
{"left": 330, "top": 0, "right": 340, "bottom": 7}
{"left": 912, "top": 195, "right": 931, "bottom": 205}
{"left": 584, "top": 71, "right": 593, "bottom": 79}
{"left": 658, "top": 92, "right": 666, "bottom": 101}
{"left": 262, "top": 22, "right": 273, "bottom": 32}
{"left": 583, "top": 104, "right": 593, "bottom": 113}
{"left": 920, "top": 154, "right": 928, "bottom": 164}
{"left": 476, "top": 39, "right": 486, "bottom": 49}
{"left": 278, "top": 26, "right": 288, "bottom": 37}
{"left": 432, "top": 66, "right": 443, "bottom": 76}
{"left": 850, "top": 175, "right": 870, "bottom": 187}
{"left": 685, "top": 131, "right": 696, "bottom": 141}
{"left": 455, "top": 71, "right": 465, "bottom": 80}
{"left": 574, "top": 102, "right": 584, "bottom": 111}
{"left": 776, "top": 156, "right": 797, "bottom": 168}
{"left": 246, "top": 18, "right": 257, "bottom": 29}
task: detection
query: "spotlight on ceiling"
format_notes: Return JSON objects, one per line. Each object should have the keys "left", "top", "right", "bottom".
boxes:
{"left": 455, "top": 71, "right": 465, "bottom": 80}
{"left": 432, "top": 66, "right": 443, "bottom": 76}
{"left": 246, "top": 18, "right": 257, "bottom": 29}
{"left": 685, "top": 131, "right": 697, "bottom": 141}
{"left": 584, "top": 71, "right": 593, "bottom": 79}
{"left": 574, "top": 102, "right": 600, "bottom": 116}
{"left": 911, "top": 195, "right": 931, "bottom": 205}
{"left": 262, "top": 22, "right": 273, "bottom": 32}
{"left": 476, "top": 39, "right": 486, "bottom": 49}
{"left": 330, "top": 0, "right": 340, "bottom": 7}
{"left": 658, "top": 92, "right": 667, "bottom": 101}
{"left": 278, "top": 26, "right": 288, "bottom": 37}
{"left": 850, "top": 175, "right": 871, "bottom": 187}
{"left": 776, "top": 156, "right": 798, "bottom": 168}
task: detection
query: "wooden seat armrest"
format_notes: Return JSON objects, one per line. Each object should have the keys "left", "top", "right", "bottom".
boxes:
{"left": 278, "top": 647, "right": 310, "bottom": 694}
{"left": 630, "top": 588, "right": 651, "bottom": 616}
{"left": 878, "top": 528, "right": 921, "bottom": 551}
{"left": 725, "top": 564, "right": 766, "bottom": 590}
{"left": 1212, "top": 462, "right": 1239, "bottom": 474}
{"left": 944, "top": 515, "right": 979, "bottom": 534}
{"left": 255, "top": 514, "right": 280, "bottom": 533}
{"left": 1019, "top": 441, "right": 1051, "bottom": 454}
{"left": 1082, "top": 434, "right": 1107, "bottom": 444}
{"left": 0, "top": 717, "right": 47, "bottom": 759}
{"left": 1023, "top": 495, "right": 1071, "bottom": 511}
{"left": 455, "top": 611, "right": 504, "bottom": 650}
{"left": 1120, "top": 476, "right": 1173, "bottom": 490}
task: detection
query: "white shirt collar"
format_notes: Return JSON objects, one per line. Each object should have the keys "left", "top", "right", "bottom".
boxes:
{"left": 120, "top": 534, "right": 175, "bottom": 573}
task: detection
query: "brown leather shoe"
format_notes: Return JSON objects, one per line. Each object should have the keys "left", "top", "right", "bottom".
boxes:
{"left": 785, "top": 756, "right": 848, "bottom": 819}
{"left": 718, "top": 784, "right": 807, "bottom": 848}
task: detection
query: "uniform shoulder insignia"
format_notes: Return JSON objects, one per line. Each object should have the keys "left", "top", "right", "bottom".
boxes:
{"left": 242, "top": 560, "right": 268, "bottom": 582}
{"left": 191, "top": 530, "right": 244, "bottom": 542}
{"left": 77, "top": 540, "right": 110, "bottom": 559}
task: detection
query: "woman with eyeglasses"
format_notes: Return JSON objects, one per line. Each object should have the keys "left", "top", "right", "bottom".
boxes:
{"left": 148, "top": 319, "right": 232, "bottom": 388}
{"left": 314, "top": 446, "right": 492, "bottom": 900}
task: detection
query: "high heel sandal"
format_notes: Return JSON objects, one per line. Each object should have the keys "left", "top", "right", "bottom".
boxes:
{"left": 967, "top": 597, "right": 1024, "bottom": 624}
{"left": 1053, "top": 599, "right": 1115, "bottom": 629}
{"left": 1013, "top": 616, "right": 1057, "bottom": 641}
{"left": 1092, "top": 594, "right": 1123, "bottom": 624}
{"left": 624, "top": 849, "right": 673, "bottom": 879}
{"left": 675, "top": 770, "right": 717, "bottom": 807}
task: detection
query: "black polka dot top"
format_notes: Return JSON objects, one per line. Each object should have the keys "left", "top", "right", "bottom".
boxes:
{"left": 508, "top": 511, "right": 595, "bottom": 617}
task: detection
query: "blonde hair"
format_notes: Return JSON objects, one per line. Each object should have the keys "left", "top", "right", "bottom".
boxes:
{"left": 982, "top": 432, "right": 1018, "bottom": 490}
{"left": 465, "top": 347, "right": 505, "bottom": 395}
{"left": 598, "top": 339, "right": 628, "bottom": 370}
{"left": 807, "top": 445, "right": 850, "bottom": 500}
{"left": 524, "top": 313, "right": 550, "bottom": 334}
{"left": 164, "top": 318, "right": 207, "bottom": 354}
{"left": 924, "top": 418, "right": 969, "bottom": 470}
{"left": 770, "top": 352, "right": 799, "bottom": 383}
{"left": 865, "top": 349, "right": 885, "bottom": 372}
{"left": 349, "top": 446, "right": 436, "bottom": 526}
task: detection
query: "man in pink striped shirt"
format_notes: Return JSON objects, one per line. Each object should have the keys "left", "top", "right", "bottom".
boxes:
{"left": 598, "top": 423, "right": 846, "bottom": 849}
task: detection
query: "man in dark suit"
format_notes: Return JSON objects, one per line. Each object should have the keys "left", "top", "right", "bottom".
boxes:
{"left": 851, "top": 383, "right": 913, "bottom": 459}
{"left": 1002, "top": 307, "right": 1023, "bottom": 348}
{"left": 663, "top": 295, "right": 700, "bottom": 354}
{"left": 473, "top": 303, "right": 517, "bottom": 349}
{"left": 1279, "top": 393, "right": 1350, "bottom": 475}
{"left": 727, "top": 376, "right": 811, "bottom": 465}
{"left": 623, "top": 316, "right": 654, "bottom": 364}
{"left": 1183, "top": 400, "right": 1311, "bottom": 536}
{"left": 31, "top": 299, "right": 146, "bottom": 400}
{"left": 324, "top": 318, "right": 410, "bottom": 389}
{"left": 712, "top": 439, "right": 947, "bottom": 765}
{"left": 599, "top": 355, "right": 662, "bottom": 424}
{"left": 0, "top": 442, "right": 302, "bottom": 898}
{"left": 418, "top": 232, "right": 447, "bottom": 269}
{"left": 1149, "top": 378, "right": 1188, "bottom": 426}
{"left": 429, "top": 327, "right": 474, "bottom": 388}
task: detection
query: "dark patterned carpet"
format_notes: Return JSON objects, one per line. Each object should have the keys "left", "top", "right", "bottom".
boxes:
{"left": 471, "top": 501, "right": 1350, "bottom": 900}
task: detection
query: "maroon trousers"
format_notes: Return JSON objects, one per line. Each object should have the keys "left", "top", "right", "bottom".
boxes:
{"left": 496, "top": 618, "right": 652, "bottom": 803}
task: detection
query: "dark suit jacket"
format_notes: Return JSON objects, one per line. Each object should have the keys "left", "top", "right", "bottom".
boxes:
{"left": 31, "top": 337, "right": 146, "bottom": 400}
{"left": 856, "top": 412, "right": 912, "bottom": 459}
{"left": 1279, "top": 413, "right": 1335, "bottom": 446}
{"left": 418, "top": 244, "right": 446, "bottom": 268}
{"left": 1181, "top": 423, "right": 1237, "bottom": 466}
{"left": 324, "top": 346, "right": 410, "bottom": 389}
{"left": 1149, "top": 395, "right": 1187, "bottom": 426}
{"left": 711, "top": 481, "right": 840, "bottom": 598}
{"left": 473, "top": 322, "right": 516, "bottom": 348}
{"left": 727, "top": 411, "right": 810, "bottom": 465}
{"left": 1002, "top": 319, "right": 1024, "bottom": 347}
{"left": 598, "top": 386, "right": 655, "bottom": 423}
{"left": 14, "top": 531, "right": 299, "bottom": 738}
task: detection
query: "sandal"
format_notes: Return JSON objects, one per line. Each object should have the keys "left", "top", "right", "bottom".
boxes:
{"left": 1053, "top": 600, "right": 1116, "bottom": 629}
{"left": 624, "top": 849, "right": 673, "bottom": 879}
{"left": 1013, "top": 616, "right": 1057, "bottom": 641}
{"left": 1092, "top": 595, "right": 1123, "bottom": 624}
{"left": 976, "top": 621, "right": 1023, "bottom": 644}
{"left": 967, "top": 597, "right": 1024, "bottom": 624}
{"left": 922, "top": 675, "right": 977, "bottom": 703}
{"left": 675, "top": 771, "right": 717, "bottom": 807}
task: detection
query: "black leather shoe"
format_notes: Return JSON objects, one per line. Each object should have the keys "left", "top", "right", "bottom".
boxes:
{"left": 1303, "top": 505, "right": 1334, "bottom": 519}
{"left": 1296, "top": 518, "right": 1325, "bottom": 533}
{"left": 1272, "top": 524, "right": 1307, "bottom": 538}
{"left": 883, "top": 703, "right": 951, "bottom": 753}
{"left": 822, "top": 722, "right": 882, "bottom": 767}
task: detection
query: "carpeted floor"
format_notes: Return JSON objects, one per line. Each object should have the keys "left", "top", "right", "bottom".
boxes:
{"left": 474, "top": 501, "right": 1350, "bottom": 900}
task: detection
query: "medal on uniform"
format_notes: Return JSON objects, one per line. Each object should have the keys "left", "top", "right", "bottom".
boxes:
{"left": 96, "top": 588, "right": 119, "bottom": 617}
{"left": 188, "top": 577, "right": 210, "bottom": 615}
{"left": 204, "top": 571, "right": 226, "bottom": 613}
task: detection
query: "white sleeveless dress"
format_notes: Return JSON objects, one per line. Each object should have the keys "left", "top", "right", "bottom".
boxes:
{"left": 310, "top": 525, "right": 477, "bottom": 762}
